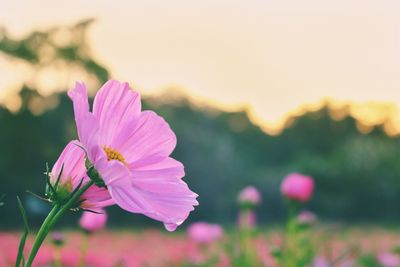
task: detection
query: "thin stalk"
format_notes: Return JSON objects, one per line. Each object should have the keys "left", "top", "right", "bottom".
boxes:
{"left": 284, "top": 201, "right": 299, "bottom": 267}
{"left": 53, "top": 248, "right": 62, "bottom": 267}
{"left": 23, "top": 204, "right": 60, "bottom": 267}
{"left": 24, "top": 180, "right": 94, "bottom": 267}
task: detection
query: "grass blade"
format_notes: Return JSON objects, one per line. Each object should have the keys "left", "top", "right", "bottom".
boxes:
{"left": 15, "top": 196, "right": 30, "bottom": 267}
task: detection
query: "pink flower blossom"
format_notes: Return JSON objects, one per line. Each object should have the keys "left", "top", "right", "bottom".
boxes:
{"left": 51, "top": 141, "right": 114, "bottom": 209}
{"left": 281, "top": 173, "right": 314, "bottom": 202}
{"left": 187, "top": 222, "right": 224, "bottom": 244}
{"left": 313, "top": 257, "right": 330, "bottom": 267}
{"left": 60, "top": 248, "right": 80, "bottom": 267}
{"left": 377, "top": 252, "right": 400, "bottom": 267}
{"left": 79, "top": 210, "right": 108, "bottom": 233}
{"left": 68, "top": 80, "right": 198, "bottom": 231}
{"left": 32, "top": 247, "right": 53, "bottom": 267}
{"left": 238, "top": 186, "right": 261, "bottom": 206}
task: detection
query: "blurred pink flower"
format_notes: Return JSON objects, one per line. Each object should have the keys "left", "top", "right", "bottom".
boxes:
{"left": 85, "top": 251, "right": 117, "bottom": 267}
{"left": 187, "top": 222, "right": 224, "bottom": 244}
{"left": 238, "top": 185, "right": 261, "bottom": 206}
{"left": 69, "top": 80, "right": 198, "bottom": 231}
{"left": 313, "top": 257, "right": 330, "bottom": 267}
{"left": 79, "top": 210, "right": 108, "bottom": 233}
{"left": 51, "top": 141, "right": 114, "bottom": 209}
{"left": 32, "top": 247, "right": 53, "bottom": 267}
{"left": 377, "top": 252, "right": 400, "bottom": 267}
{"left": 297, "top": 210, "right": 317, "bottom": 225}
{"left": 51, "top": 231, "right": 65, "bottom": 247}
{"left": 281, "top": 173, "right": 314, "bottom": 202}
{"left": 217, "top": 253, "right": 230, "bottom": 267}
{"left": 60, "top": 248, "right": 80, "bottom": 267}
{"left": 339, "top": 260, "right": 355, "bottom": 267}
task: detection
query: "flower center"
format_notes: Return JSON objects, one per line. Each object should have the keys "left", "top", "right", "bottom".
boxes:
{"left": 103, "top": 146, "right": 126, "bottom": 164}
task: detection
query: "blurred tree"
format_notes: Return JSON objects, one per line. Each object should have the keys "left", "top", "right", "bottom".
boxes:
{"left": 0, "top": 18, "right": 109, "bottom": 88}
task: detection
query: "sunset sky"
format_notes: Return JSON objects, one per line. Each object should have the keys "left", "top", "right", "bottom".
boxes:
{"left": 1, "top": 0, "right": 400, "bottom": 132}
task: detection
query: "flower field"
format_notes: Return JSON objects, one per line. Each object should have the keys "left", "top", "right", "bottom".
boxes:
{"left": 1, "top": 227, "right": 399, "bottom": 267}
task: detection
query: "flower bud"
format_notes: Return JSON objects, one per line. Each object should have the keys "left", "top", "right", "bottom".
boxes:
{"left": 281, "top": 173, "right": 314, "bottom": 202}
{"left": 79, "top": 210, "right": 107, "bottom": 233}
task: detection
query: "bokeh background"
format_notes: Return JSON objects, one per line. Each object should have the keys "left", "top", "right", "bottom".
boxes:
{"left": 2, "top": 0, "right": 400, "bottom": 229}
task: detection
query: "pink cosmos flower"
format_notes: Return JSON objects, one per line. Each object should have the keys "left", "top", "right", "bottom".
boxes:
{"left": 32, "top": 247, "right": 53, "bottom": 267}
{"left": 238, "top": 185, "right": 261, "bottom": 206}
{"left": 60, "top": 248, "right": 80, "bottom": 267}
{"left": 281, "top": 173, "right": 314, "bottom": 202}
{"left": 51, "top": 141, "right": 114, "bottom": 209}
{"left": 68, "top": 80, "right": 198, "bottom": 231}
{"left": 377, "top": 252, "right": 400, "bottom": 267}
{"left": 187, "top": 222, "right": 224, "bottom": 244}
{"left": 79, "top": 210, "right": 108, "bottom": 233}
{"left": 313, "top": 257, "right": 330, "bottom": 267}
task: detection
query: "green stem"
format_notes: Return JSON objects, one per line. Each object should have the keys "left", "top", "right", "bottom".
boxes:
{"left": 54, "top": 247, "right": 62, "bottom": 267}
{"left": 24, "top": 180, "right": 94, "bottom": 267}
{"left": 23, "top": 204, "right": 60, "bottom": 267}
{"left": 284, "top": 201, "right": 299, "bottom": 267}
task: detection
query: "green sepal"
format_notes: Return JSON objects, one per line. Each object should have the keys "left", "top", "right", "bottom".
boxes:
{"left": 86, "top": 162, "right": 106, "bottom": 188}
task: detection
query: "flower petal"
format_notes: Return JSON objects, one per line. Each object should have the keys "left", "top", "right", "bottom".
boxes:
{"left": 130, "top": 157, "right": 185, "bottom": 179}
{"left": 68, "top": 82, "right": 101, "bottom": 162}
{"left": 52, "top": 141, "right": 113, "bottom": 208}
{"left": 106, "top": 158, "right": 198, "bottom": 231}
{"left": 116, "top": 111, "right": 177, "bottom": 165}
{"left": 95, "top": 158, "right": 132, "bottom": 189}
{"left": 82, "top": 186, "right": 115, "bottom": 209}
{"left": 92, "top": 80, "right": 141, "bottom": 146}
{"left": 51, "top": 140, "right": 87, "bottom": 187}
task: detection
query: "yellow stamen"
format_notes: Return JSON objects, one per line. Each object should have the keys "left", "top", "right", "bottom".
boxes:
{"left": 103, "top": 146, "right": 127, "bottom": 164}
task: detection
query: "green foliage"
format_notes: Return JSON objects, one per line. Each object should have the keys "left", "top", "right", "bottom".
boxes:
{"left": 15, "top": 196, "right": 30, "bottom": 267}
{"left": 358, "top": 254, "right": 382, "bottom": 267}
{"left": 278, "top": 203, "right": 315, "bottom": 267}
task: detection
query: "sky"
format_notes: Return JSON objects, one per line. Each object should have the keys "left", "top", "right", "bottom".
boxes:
{"left": 1, "top": 0, "right": 400, "bottom": 132}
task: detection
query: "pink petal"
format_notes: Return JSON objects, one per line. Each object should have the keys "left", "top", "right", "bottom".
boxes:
{"left": 51, "top": 140, "right": 87, "bottom": 187}
{"left": 115, "top": 111, "right": 177, "bottom": 165}
{"left": 95, "top": 158, "right": 132, "bottom": 188}
{"left": 51, "top": 141, "right": 113, "bottom": 209}
{"left": 92, "top": 80, "right": 141, "bottom": 146}
{"left": 68, "top": 82, "right": 101, "bottom": 163}
{"left": 106, "top": 158, "right": 198, "bottom": 231}
{"left": 130, "top": 157, "right": 185, "bottom": 179}
{"left": 82, "top": 185, "right": 115, "bottom": 209}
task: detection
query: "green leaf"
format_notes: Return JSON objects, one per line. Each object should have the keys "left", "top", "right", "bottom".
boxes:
{"left": 15, "top": 196, "right": 30, "bottom": 267}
